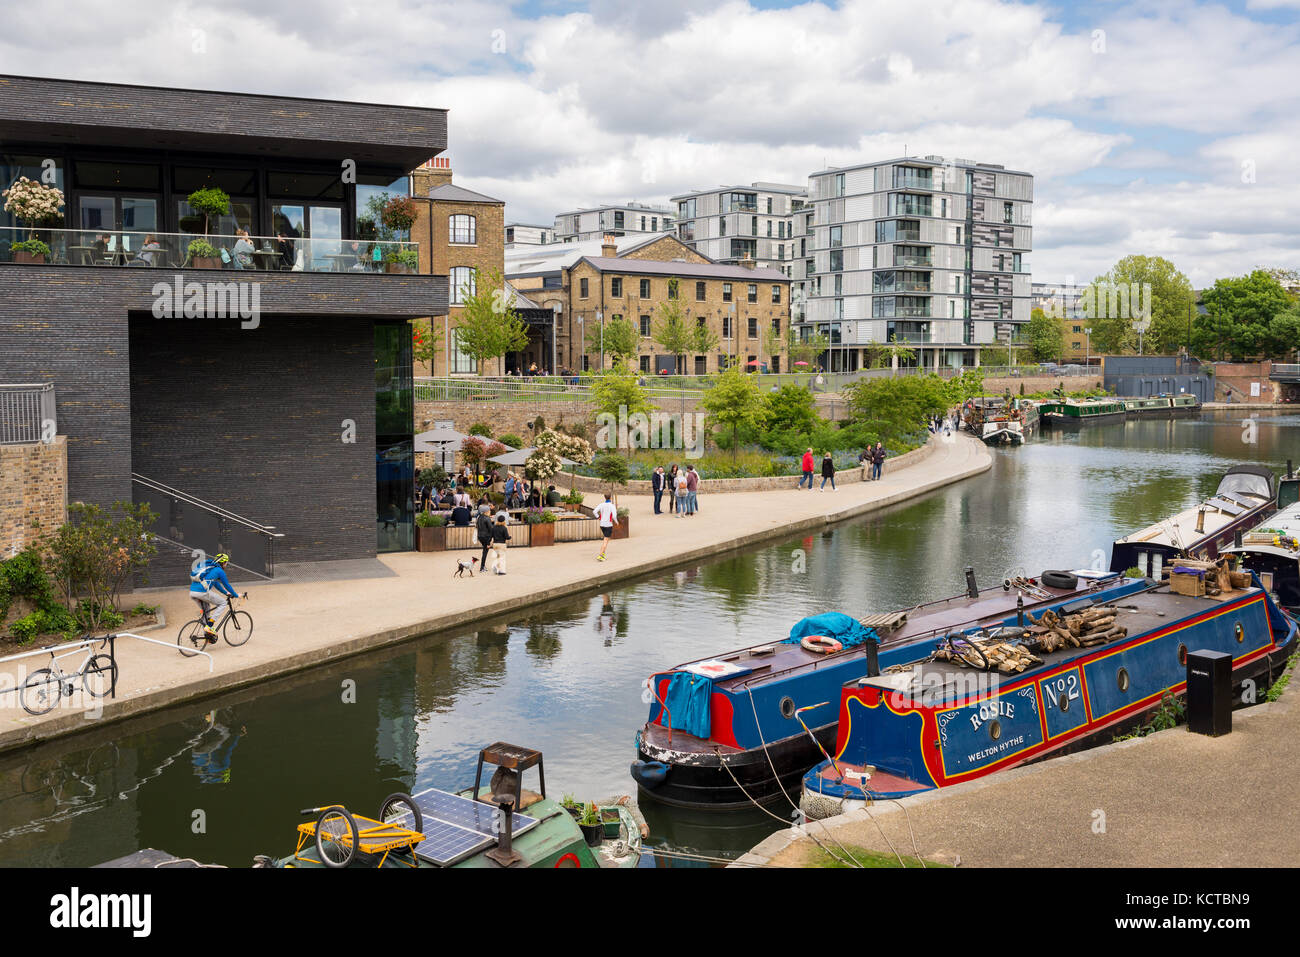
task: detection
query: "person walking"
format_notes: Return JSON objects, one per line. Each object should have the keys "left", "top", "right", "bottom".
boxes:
{"left": 475, "top": 504, "right": 493, "bottom": 571}
{"left": 652, "top": 466, "right": 665, "bottom": 515}
{"left": 674, "top": 467, "right": 689, "bottom": 517}
{"left": 489, "top": 512, "right": 511, "bottom": 575}
{"left": 799, "top": 447, "right": 815, "bottom": 490}
{"left": 820, "top": 452, "right": 836, "bottom": 491}
{"left": 685, "top": 465, "right": 699, "bottom": 515}
{"left": 858, "top": 447, "right": 871, "bottom": 482}
{"left": 594, "top": 493, "right": 619, "bottom": 561}
{"left": 667, "top": 464, "right": 680, "bottom": 514}
{"left": 871, "top": 441, "right": 886, "bottom": 481}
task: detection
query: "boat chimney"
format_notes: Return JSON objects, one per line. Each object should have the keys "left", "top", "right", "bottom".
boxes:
{"left": 864, "top": 634, "right": 880, "bottom": 678}
{"left": 1195, "top": 508, "right": 1206, "bottom": 534}
{"left": 965, "top": 566, "right": 979, "bottom": 599}
{"left": 1234, "top": 529, "right": 1243, "bottom": 548}
{"left": 485, "top": 791, "right": 523, "bottom": 867}
{"left": 1288, "top": 459, "right": 1294, "bottom": 480}
{"left": 1016, "top": 594, "right": 1025, "bottom": 626}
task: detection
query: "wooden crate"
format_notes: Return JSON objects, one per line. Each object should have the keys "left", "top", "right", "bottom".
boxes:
{"left": 1169, "top": 571, "right": 1206, "bottom": 597}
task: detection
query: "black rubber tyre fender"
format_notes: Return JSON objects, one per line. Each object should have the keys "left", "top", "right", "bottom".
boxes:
{"left": 1040, "top": 569, "right": 1078, "bottom": 590}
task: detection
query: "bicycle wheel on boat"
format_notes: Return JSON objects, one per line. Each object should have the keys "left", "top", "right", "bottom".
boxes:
{"left": 315, "top": 808, "right": 358, "bottom": 868}
{"left": 222, "top": 610, "right": 253, "bottom": 647}
{"left": 21, "top": 668, "right": 62, "bottom": 716}
{"left": 379, "top": 792, "right": 423, "bottom": 834}
{"left": 947, "top": 636, "right": 990, "bottom": 671}
{"left": 82, "top": 654, "right": 118, "bottom": 698}
{"left": 177, "top": 619, "right": 208, "bottom": 658}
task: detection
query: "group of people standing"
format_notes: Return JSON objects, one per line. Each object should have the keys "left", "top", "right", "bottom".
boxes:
{"left": 651, "top": 464, "right": 700, "bottom": 517}
{"left": 796, "top": 443, "right": 886, "bottom": 491}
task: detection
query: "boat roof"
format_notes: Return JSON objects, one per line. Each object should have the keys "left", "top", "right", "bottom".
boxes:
{"left": 1114, "top": 469, "right": 1275, "bottom": 549}
{"left": 1222, "top": 501, "right": 1300, "bottom": 561}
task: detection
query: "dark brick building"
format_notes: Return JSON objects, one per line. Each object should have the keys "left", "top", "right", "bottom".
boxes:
{"left": 0, "top": 76, "right": 448, "bottom": 579}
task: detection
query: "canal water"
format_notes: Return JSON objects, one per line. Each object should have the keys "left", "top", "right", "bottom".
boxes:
{"left": 2, "top": 410, "right": 1297, "bottom": 867}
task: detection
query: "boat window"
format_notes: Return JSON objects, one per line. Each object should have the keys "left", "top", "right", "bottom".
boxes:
{"left": 988, "top": 719, "right": 1002, "bottom": 740}
{"left": 779, "top": 696, "right": 795, "bottom": 719}
{"left": 1117, "top": 668, "right": 1130, "bottom": 692}
{"left": 1178, "top": 644, "right": 1187, "bottom": 666}
{"left": 1216, "top": 473, "right": 1272, "bottom": 501}
{"left": 1235, "top": 623, "right": 1244, "bottom": 643}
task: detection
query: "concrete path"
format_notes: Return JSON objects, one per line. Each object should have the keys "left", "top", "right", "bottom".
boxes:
{"left": 740, "top": 672, "right": 1298, "bottom": 868}
{"left": 0, "top": 434, "right": 991, "bottom": 752}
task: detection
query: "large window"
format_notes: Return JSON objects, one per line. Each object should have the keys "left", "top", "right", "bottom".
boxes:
{"left": 772, "top": 285, "right": 781, "bottom": 303}
{"left": 450, "top": 327, "right": 477, "bottom": 373}
{"left": 451, "top": 266, "right": 476, "bottom": 304}
{"left": 0, "top": 155, "right": 64, "bottom": 230}
{"left": 888, "top": 193, "right": 932, "bottom": 216}
{"left": 747, "top": 283, "right": 758, "bottom": 303}
{"left": 613, "top": 210, "right": 625, "bottom": 229}
{"left": 639, "top": 278, "right": 651, "bottom": 298}
{"left": 892, "top": 165, "right": 933, "bottom": 190}
{"left": 876, "top": 219, "right": 920, "bottom": 243}
{"left": 830, "top": 225, "right": 842, "bottom": 248}
{"left": 449, "top": 214, "right": 477, "bottom": 244}
{"left": 640, "top": 315, "right": 651, "bottom": 336}
{"left": 829, "top": 249, "right": 843, "bottom": 272}
{"left": 611, "top": 277, "right": 622, "bottom": 297}
{"left": 355, "top": 173, "right": 410, "bottom": 241}
{"left": 696, "top": 280, "right": 706, "bottom": 301}
{"left": 679, "top": 198, "right": 696, "bottom": 219}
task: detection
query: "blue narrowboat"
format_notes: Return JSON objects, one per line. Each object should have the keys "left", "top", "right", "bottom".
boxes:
{"left": 632, "top": 571, "right": 1148, "bottom": 810}
{"left": 800, "top": 578, "right": 1296, "bottom": 810}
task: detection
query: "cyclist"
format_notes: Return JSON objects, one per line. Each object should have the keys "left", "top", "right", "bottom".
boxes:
{"left": 190, "top": 553, "right": 241, "bottom": 642}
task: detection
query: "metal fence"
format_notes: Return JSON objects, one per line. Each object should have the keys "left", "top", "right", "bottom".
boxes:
{"left": 0, "top": 382, "right": 55, "bottom": 445}
{"left": 441, "top": 514, "right": 602, "bottom": 549}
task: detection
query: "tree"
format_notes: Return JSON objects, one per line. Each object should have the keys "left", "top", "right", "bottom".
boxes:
{"left": 1084, "top": 255, "right": 1195, "bottom": 355}
{"left": 700, "top": 363, "right": 767, "bottom": 461}
{"left": 842, "top": 374, "right": 952, "bottom": 447}
{"left": 590, "top": 452, "right": 630, "bottom": 506}
{"left": 787, "top": 327, "right": 830, "bottom": 371}
{"left": 460, "top": 435, "right": 487, "bottom": 476}
{"left": 871, "top": 336, "right": 917, "bottom": 369}
{"left": 585, "top": 315, "right": 639, "bottom": 370}
{"left": 43, "top": 501, "right": 159, "bottom": 630}
{"left": 452, "top": 267, "right": 529, "bottom": 376}
{"left": 1267, "top": 304, "right": 1300, "bottom": 361}
{"left": 410, "top": 318, "right": 443, "bottom": 372}
{"left": 1026, "top": 307, "right": 1064, "bottom": 362}
{"left": 536, "top": 428, "right": 593, "bottom": 492}
{"left": 1192, "top": 270, "right": 1295, "bottom": 361}
{"left": 590, "top": 370, "right": 656, "bottom": 457}
{"left": 764, "top": 384, "right": 819, "bottom": 435}
{"left": 651, "top": 288, "right": 695, "bottom": 374}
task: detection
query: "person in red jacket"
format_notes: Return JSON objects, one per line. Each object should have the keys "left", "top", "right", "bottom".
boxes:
{"left": 798, "top": 447, "right": 815, "bottom": 490}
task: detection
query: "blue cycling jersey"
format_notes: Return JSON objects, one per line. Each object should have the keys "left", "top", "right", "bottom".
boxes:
{"left": 189, "top": 561, "right": 237, "bottom": 598}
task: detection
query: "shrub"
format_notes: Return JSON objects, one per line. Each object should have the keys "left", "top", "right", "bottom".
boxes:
{"left": 12, "top": 238, "right": 51, "bottom": 257}
{"left": 43, "top": 500, "right": 159, "bottom": 632}
{"left": 187, "top": 238, "right": 219, "bottom": 259}
{"left": 1124, "top": 566, "right": 1145, "bottom": 578}
{"left": 9, "top": 605, "right": 78, "bottom": 644}
{"left": 383, "top": 248, "right": 420, "bottom": 269}
{"left": 1, "top": 547, "right": 59, "bottom": 614}
{"left": 497, "top": 433, "right": 524, "bottom": 449}
{"left": 563, "top": 488, "right": 585, "bottom": 505}
{"left": 523, "top": 507, "right": 557, "bottom": 524}
{"left": 129, "top": 603, "right": 159, "bottom": 617}
{"left": 467, "top": 423, "right": 494, "bottom": 438}
{"left": 415, "top": 511, "right": 440, "bottom": 528}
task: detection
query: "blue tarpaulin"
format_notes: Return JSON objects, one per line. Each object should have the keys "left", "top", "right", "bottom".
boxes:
{"left": 663, "top": 672, "right": 713, "bottom": 739}
{"left": 783, "top": 613, "right": 879, "bottom": 649}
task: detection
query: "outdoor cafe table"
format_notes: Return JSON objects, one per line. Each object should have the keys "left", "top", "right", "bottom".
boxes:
{"left": 252, "top": 250, "right": 283, "bottom": 270}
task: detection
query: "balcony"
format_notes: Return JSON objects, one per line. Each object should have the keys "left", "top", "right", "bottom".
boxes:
{"left": 1, "top": 226, "right": 421, "bottom": 274}
{"left": 894, "top": 253, "right": 933, "bottom": 267}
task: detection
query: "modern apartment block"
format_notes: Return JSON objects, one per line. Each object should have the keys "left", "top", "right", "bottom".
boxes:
{"left": 797, "top": 156, "right": 1033, "bottom": 371}
{"left": 553, "top": 203, "right": 675, "bottom": 242}
{"left": 505, "top": 222, "right": 556, "bottom": 246}
{"left": 671, "top": 182, "right": 807, "bottom": 275}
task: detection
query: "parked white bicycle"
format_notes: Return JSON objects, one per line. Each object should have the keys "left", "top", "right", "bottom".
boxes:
{"left": 20, "top": 638, "right": 118, "bottom": 716}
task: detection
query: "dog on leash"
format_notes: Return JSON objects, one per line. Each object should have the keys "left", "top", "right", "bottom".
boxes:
{"left": 454, "top": 557, "right": 479, "bottom": 578}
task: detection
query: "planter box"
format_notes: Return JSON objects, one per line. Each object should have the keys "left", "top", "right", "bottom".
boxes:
{"left": 612, "top": 516, "right": 629, "bottom": 540}
{"left": 385, "top": 263, "right": 415, "bottom": 274}
{"left": 529, "top": 522, "right": 555, "bottom": 547}
{"left": 416, "top": 525, "right": 447, "bottom": 551}
{"left": 191, "top": 256, "right": 222, "bottom": 269}
{"left": 13, "top": 250, "right": 46, "bottom": 265}
{"left": 562, "top": 503, "right": 583, "bottom": 513}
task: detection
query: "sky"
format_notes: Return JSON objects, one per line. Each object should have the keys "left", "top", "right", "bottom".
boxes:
{"left": 3, "top": 0, "right": 1299, "bottom": 286}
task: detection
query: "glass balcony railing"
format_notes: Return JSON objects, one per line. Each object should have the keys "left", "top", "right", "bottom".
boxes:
{"left": 0, "top": 226, "right": 421, "bottom": 274}
{"left": 894, "top": 254, "right": 933, "bottom": 267}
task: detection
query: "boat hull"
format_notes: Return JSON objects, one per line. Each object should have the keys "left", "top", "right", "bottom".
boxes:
{"left": 1041, "top": 409, "right": 1126, "bottom": 429}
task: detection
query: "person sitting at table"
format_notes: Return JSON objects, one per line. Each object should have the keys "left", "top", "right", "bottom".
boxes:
{"left": 546, "top": 485, "right": 562, "bottom": 507}
{"left": 529, "top": 483, "right": 542, "bottom": 508}
{"left": 133, "top": 234, "right": 163, "bottom": 266}
{"left": 232, "top": 229, "right": 254, "bottom": 270}
{"left": 347, "top": 240, "right": 368, "bottom": 271}
{"left": 91, "top": 234, "right": 109, "bottom": 263}
{"left": 450, "top": 501, "right": 472, "bottom": 526}
{"left": 275, "top": 229, "right": 296, "bottom": 269}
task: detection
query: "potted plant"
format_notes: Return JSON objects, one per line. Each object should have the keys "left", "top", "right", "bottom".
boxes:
{"left": 562, "top": 488, "right": 585, "bottom": 513}
{"left": 560, "top": 794, "right": 582, "bottom": 819}
{"left": 613, "top": 506, "right": 630, "bottom": 540}
{"left": 601, "top": 807, "right": 622, "bottom": 839}
{"left": 380, "top": 195, "right": 417, "bottom": 235}
{"left": 415, "top": 511, "right": 447, "bottom": 551}
{"left": 3, "top": 176, "right": 65, "bottom": 263}
{"left": 10, "top": 238, "right": 51, "bottom": 265}
{"left": 187, "top": 238, "right": 222, "bottom": 269}
{"left": 577, "top": 803, "right": 603, "bottom": 847}
{"left": 523, "top": 507, "right": 558, "bottom": 546}
{"left": 383, "top": 248, "right": 420, "bottom": 274}
{"left": 186, "top": 187, "right": 230, "bottom": 236}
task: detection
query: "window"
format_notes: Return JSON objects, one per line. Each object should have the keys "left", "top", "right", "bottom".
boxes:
{"left": 668, "top": 278, "right": 680, "bottom": 299}
{"left": 611, "top": 277, "right": 622, "bottom": 297}
{"left": 1012, "top": 252, "right": 1022, "bottom": 273}
{"left": 834, "top": 299, "right": 844, "bottom": 320}
{"left": 751, "top": 216, "right": 758, "bottom": 236}
{"left": 747, "top": 317, "right": 758, "bottom": 338}
{"left": 833, "top": 173, "right": 845, "bottom": 197}
{"left": 448, "top": 215, "right": 476, "bottom": 244}
{"left": 747, "top": 284, "right": 758, "bottom": 303}
{"left": 772, "top": 317, "right": 781, "bottom": 335}
{"left": 582, "top": 355, "right": 590, "bottom": 371}
{"left": 723, "top": 316, "right": 732, "bottom": 338}
{"left": 766, "top": 197, "right": 773, "bottom": 214}
{"left": 651, "top": 217, "right": 658, "bottom": 231}
{"left": 640, "top": 315, "right": 651, "bottom": 336}
{"left": 830, "top": 225, "right": 842, "bottom": 248}
{"left": 640, "top": 217, "right": 646, "bottom": 231}
{"left": 696, "top": 280, "right": 706, "bottom": 301}
{"left": 718, "top": 354, "right": 730, "bottom": 371}
{"left": 1072, "top": 325, "right": 1082, "bottom": 333}
{"left": 719, "top": 216, "right": 727, "bottom": 237}
{"left": 772, "top": 285, "right": 781, "bottom": 303}
{"left": 450, "top": 266, "right": 476, "bottom": 304}
{"left": 940, "top": 198, "right": 947, "bottom": 218}
{"left": 834, "top": 274, "right": 843, "bottom": 296}
{"left": 1004, "top": 202, "right": 1014, "bottom": 224}
{"left": 580, "top": 277, "right": 589, "bottom": 299}
{"left": 722, "top": 283, "right": 732, "bottom": 302}
{"left": 640, "top": 355, "right": 650, "bottom": 373}
{"left": 679, "top": 198, "right": 696, "bottom": 219}
{"left": 695, "top": 355, "right": 707, "bottom": 375}
{"left": 767, "top": 220, "right": 772, "bottom": 237}
{"left": 450, "top": 328, "right": 478, "bottom": 373}
{"left": 640, "top": 278, "right": 650, "bottom": 298}
{"left": 953, "top": 275, "right": 963, "bottom": 294}
{"left": 614, "top": 211, "right": 625, "bottom": 229}
{"left": 829, "top": 249, "right": 843, "bottom": 272}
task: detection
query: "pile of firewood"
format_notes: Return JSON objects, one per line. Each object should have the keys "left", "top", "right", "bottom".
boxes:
{"left": 932, "top": 636, "right": 1043, "bottom": 673}
{"left": 1025, "top": 606, "right": 1127, "bottom": 651}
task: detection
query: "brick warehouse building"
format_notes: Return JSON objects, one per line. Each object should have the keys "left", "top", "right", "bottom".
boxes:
{"left": 0, "top": 75, "right": 448, "bottom": 578}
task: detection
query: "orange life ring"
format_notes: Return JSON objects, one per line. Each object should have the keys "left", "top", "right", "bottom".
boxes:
{"left": 800, "top": 635, "right": 843, "bottom": 655}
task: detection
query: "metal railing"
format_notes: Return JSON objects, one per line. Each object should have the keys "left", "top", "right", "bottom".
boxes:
{"left": 1, "top": 226, "right": 419, "bottom": 275}
{"left": 0, "top": 382, "right": 55, "bottom": 445}
{"left": 131, "top": 473, "right": 284, "bottom": 578}
{"left": 1270, "top": 363, "right": 1300, "bottom": 379}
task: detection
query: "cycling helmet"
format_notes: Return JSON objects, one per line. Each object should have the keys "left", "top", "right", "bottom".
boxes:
{"left": 214, "top": 553, "right": 230, "bottom": 564}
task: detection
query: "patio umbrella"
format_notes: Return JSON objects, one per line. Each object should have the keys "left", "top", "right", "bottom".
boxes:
{"left": 747, "top": 359, "right": 761, "bottom": 366}
{"left": 413, "top": 426, "right": 469, "bottom": 451}
{"left": 488, "top": 447, "right": 576, "bottom": 467}
{"left": 794, "top": 360, "right": 809, "bottom": 366}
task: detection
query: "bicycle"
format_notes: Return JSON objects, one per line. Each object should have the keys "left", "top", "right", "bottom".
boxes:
{"left": 20, "top": 638, "right": 118, "bottom": 716}
{"left": 178, "top": 593, "right": 252, "bottom": 657}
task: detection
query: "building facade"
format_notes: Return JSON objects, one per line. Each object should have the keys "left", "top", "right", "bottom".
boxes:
{"left": 671, "top": 182, "right": 807, "bottom": 275}
{"left": 1033, "top": 281, "right": 1093, "bottom": 364}
{"left": 554, "top": 203, "right": 676, "bottom": 242}
{"left": 0, "top": 75, "right": 448, "bottom": 574}
{"left": 505, "top": 222, "right": 556, "bottom": 246}
{"left": 796, "top": 156, "right": 1033, "bottom": 371}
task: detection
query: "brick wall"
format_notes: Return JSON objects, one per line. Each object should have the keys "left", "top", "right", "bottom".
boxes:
{"left": 1210, "top": 362, "right": 1281, "bottom": 403}
{"left": 619, "top": 235, "right": 709, "bottom": 263}
{"left": 0, "top": 437, "right": 68, "bottom": 554}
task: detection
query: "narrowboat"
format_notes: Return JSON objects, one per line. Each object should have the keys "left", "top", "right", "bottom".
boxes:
{"left": 264, "top": 742, "right": 643, "bottom": 868}
{"left": 1038, "top": 396, "right": 1127, "bottom": 428}
{"left": 801, "top": 577, "right": 1297, "bottom": 812}
{"left": 1122, "top": 394, "right": 1200, "bottom": 418}
{"left": 631, "top": 570, "right": 1147, "bottom": 811}
{"left": 1221, "top": 473, "right": 1300, "bottom": 611}
{"left": 1110, "top": 464, "right": 1278, "bottom": 575}
{"left": 962, "top": 396, "right": 1039, "bottom": 445}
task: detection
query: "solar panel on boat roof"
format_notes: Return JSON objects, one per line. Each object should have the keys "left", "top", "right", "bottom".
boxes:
{"left": 1207, "top": 497, "right": 1246, "bottom": 516}
{"left": 384, "top": 788, "right": 540, "bottom": 866}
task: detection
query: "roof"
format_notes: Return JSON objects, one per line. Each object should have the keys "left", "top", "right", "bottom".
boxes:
{"left": 427, "top": 183, "right": 504, "bottom": 205}
{"left": 504, "top": 281, "right": 542, "bottom": 310}
{"left": 555, "top": 203, "right": 675, "bottom": 216}
{"left": 1222, "top": 499, "right": 1300, "bottom": 562}
{"left": 671, "top": 182, "right": 807, "bottom": 201}
{"left": 505, "top": 232, "right": 675, "bottom": 274}
{"left": 807, "top": 156, "right": 1032, "bottom": 178}
{"left": 575, "top": 256, "right": 790, "bottom": 282}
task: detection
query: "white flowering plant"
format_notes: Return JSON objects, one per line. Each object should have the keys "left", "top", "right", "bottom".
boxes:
{"left": 2, "top": 176, "right": 66, "bottom": 238}
{"left": 535, "top": 428, "right": 593, "bottom": 465}
{"left": 523, "top": 447, "right": 563, "bottom": 484}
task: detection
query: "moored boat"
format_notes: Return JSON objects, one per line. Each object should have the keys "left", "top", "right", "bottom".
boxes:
{"left": 1221, "top": 473, "right": 1300, "bottom": 611}
{"left": 1123, "top": 393, "right": 1200, "bottom": 418}
{"left": 801, "top": 578, "right": 1297, "bottom": 814}
{"left": 963, "top": 396, "right": 1039, "bottom": 445}
{"left": 631, "top": 570, "right": 1144, "bottom": 811}
{"left": 1110, "top": 464, "right": 1278, "bottom": 575}
{"left": 1038, "top": 396, "right": 1127, "bottom": 428}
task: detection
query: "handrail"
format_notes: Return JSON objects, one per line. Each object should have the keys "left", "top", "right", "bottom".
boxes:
{"left": 131, "top": 473, "right": 282, "bottom": 538}
{"left": 114, "top": 632, "right": 214, "bottom": 673}
{"left": 647, "top": 677, "right": 673, "bottom": 745}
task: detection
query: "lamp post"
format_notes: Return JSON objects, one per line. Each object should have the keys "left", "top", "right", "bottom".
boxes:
{"left": 551, "top": 301, "right": 561, "bottom": 376}
{"left": 597, "top": 310, "right": 604, "bottom": 370}
{"left": 1085, "top": 327, "right": 1092, "bottom": 368}
{"left": 576, "top": 313, "right": 584, "bottom": 372}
